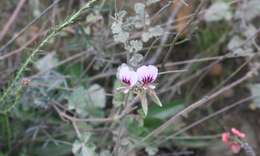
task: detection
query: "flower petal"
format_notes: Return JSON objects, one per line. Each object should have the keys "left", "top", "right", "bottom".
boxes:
{"left": 231, "top": 128, "right": 246, "bottom": 139}
{"left": 221, "top": 132, "right": 230, "bottom": 144}
{"left": 229, "top": 143, "right": 241, "bottom": 154}
{"left": 117, "top": 64, "right": 130, "bottom": 80}
{"left": 147, "top": 65, "right": 158, "bottom": 80}
{"left": 137, "top": 65, "right": 158, "bottom": 85}
{"left": 128, "top": 70, "right": 138, "bottom": 87}
{"left": 117, "top": 64, "right": 138, "bottom": 87}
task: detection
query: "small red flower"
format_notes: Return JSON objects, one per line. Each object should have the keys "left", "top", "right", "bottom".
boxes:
{"left": 221, "top": 132, "right": 230, "bottom": 144}
{"left": 221, "top": 128, "right": 246, "bottom": 154}
{"left": 231, "top": 128, "right": 246, "bottom": 139}
{"left": 229, "top": 143, "right": 241, "bottom": 154}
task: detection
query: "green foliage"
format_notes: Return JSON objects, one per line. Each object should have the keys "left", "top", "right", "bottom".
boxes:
{"left": 126, "top": 40, "right": 143, "bottom": 53}
{"left": 142, "top": 26, "right": 163, "bottom": 42}
{"left": 147, "top": 100, "right": 184, "bottom": 120}
{"left": 112, "top": 80, "right": 125, "bottom": 107}
{"left": 1, "top": 0, "right": 252, "bottom": 155}
{"left": 111, "top": 1, "right": 163, "bottom": 55}
{"left": 67, "top": 85, "right": 105, "bottom": 117}
{"left": 60, "top": 63, "right": 82, "bottom": 79}
{"left": 146, "top": 0, "right": 160, "bottom": 5}
{"left": 35, "top": 52, "right": 59, "bottom": 72}
{"left": 127, "top": 100, "right": 185, "bottom": 138}
{"left": 0, "top": 0, "right": 98, "bottom": 113}
{"left": 145, "top": 146, "right": 159, "bottom": 156}
{"left": 126, "top": 116, "right": 149, "bottom": 138}
{"left": 32, "top": 143, "right": 72, "bottom": 156}
{"left": 249, "top": 84, "right": 260, "bottom": 108}
{"left": 72, "top": 133, "right": 97, "bottom": 156}
{"left": 196, "top": 23, "right": 229, "bottom": 52}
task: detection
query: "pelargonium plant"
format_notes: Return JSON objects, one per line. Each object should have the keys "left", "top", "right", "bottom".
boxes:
{"left": 117, "top": 63, "right": 162, "bottom": 116}
{"left": 222, "top": 128, "right": 246, "bottom": 154}
{"left": 116, "top": 64, "right": 138, "bottom": 94}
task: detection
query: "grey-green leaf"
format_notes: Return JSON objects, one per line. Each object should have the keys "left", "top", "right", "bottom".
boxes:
{"left": 249, "top": 84, "right": 260, "bottom": 108}
{"left": 72, "top": 139, "right": 97, "bottom": 156}
{"left": 112, "top": 80, "right": 125, "bottom": 107}
{"left": 142, "top": 26, "right": 163, "bottom": 42}
{"left": 146, "top": 0, "right": 160, "bottom": 5}
{"left": 68, "top": 87, "right": 89, "bottom": 116}
{"left": 126, "top": 40, "right": 143, "bottom": 53}
{"left": 35, "top": 52, "right": 59, "bottom": 72}
{"left": 86, "top": 84, "right": 106, "bottom": 109}
{"left": 68, "top": 85, "right": 105, "bottom": 117}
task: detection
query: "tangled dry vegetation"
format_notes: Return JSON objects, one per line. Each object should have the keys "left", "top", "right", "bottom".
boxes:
{"left": 0, "top": 0, "right": 260, "bottom": 156}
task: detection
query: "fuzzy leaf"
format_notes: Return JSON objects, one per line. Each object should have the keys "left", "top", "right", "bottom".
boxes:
{"left": 72, "top": 140, "right": 96, "bottom": 156}
{"left": 134, "top": 3, "right": 145, "bottom": 17}
{"left": 116, "top": 10, "right": 127, "bottom": 20}
{"left": 142, "top": 26, "right": 163, "bottom": 42}
{"left": 227, "top": 36, "right": 244, "bottom": 51}
{"left": 147, "top": 100, "right": 184, "bottom": 120}
{"left": 129, "top": 53, "right": 144, "bottom": 67}
{"left": 145, "top": 146, "right": 159, "bottom": 156}
{"left": 32, "top": 143, "right": 71, "bottom": 156}
{"left": 126, "top": 40, "right": 143, "bottom": 53}
{"left": 86, "top": 13, "right": 102, "bottom": 23}
{"left": 249, "top": 84, "right": 260, "bottom": 108}
{"left": 35, "top": 52, "right": 59, "bottom": 72}
{"left": 68, "top": 85, "right": 105, "bottom": 117}
{"left": 133, "top": 3, "right": 150, "bottom": 28}
{"left": 111, "top": 22, "right": 122, "bottom": 34}
{"left": 68, "top": 87, "right": 89, "bottom": 116}
{"left": 113, "top": 30, "right": 129, "bottom": 43}
{"left": 86, "top": 84, "right": 106, "bottom": 109}
{"left": 100, "top": 150, "right": 112, "bottom": 156}
{"left": 228, "top": 36, "right": 254, "bottom": 57}
{"left": 146, "top": 0, "right": 160, "bottom": 5}
{"left": 21, "top": 71, "right": 66, "bottom": 108}
{"left": 112, "top": 81, "right": 125, "bottom": 107}
{"left": 204, "top": 1, "right": 232, "bottom": 22}
{"left": 242, "top": 0, "right": 260, "bottom": 21}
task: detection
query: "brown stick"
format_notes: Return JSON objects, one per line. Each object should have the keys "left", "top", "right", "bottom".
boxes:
{"left": 0, "top": 0, "right": 27, "bottom": 42}
{"left": 0, "top": 31, "right": 46, "bottom": 60}
{"left": 142, "top": 68, "right": 258, "bottom": 141}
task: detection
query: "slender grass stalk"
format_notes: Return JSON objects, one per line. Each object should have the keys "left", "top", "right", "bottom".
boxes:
{"left": 0, "top": 0, "right": 98, "bottom": 113}
{"left": 1, "top": 113, "right": 11, "bottom": 150}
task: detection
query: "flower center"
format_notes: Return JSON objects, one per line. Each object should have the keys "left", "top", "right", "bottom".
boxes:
{"left": 142, "top": 75, "right": 153, "bottom": 85}
{"left": 122, "top": 77, "right": 131, "bottom": 85}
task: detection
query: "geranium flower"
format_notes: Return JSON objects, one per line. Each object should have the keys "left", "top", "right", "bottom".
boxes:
{"left": 231, "top": 128, "right": 246, "bottom": 139}
{"left": 116, "top": 64, "right": 138, "bottom": 93}
{"left": 222, "top": 132, "right": 230, "bottom": 144}
{"left": 221, "top": 128, "right": 246, "bottom": 154}
{"left": 230, "top": 143, "right": 241, "bottom": 154}
{"left": 136, "top": 65, "right": 158, "bottom": 89}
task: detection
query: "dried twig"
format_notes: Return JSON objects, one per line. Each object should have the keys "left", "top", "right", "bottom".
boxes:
{"left": 0, "top": 0, "right": 26, "bottom": 42}
{"left": 142, "top": 66, "right": 259, "bottom": 141}
{"left": 0, "top": 0, "right": 61, "bottom": 53}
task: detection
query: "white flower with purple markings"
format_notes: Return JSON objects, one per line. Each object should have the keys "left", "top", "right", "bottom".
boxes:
{"left": 116, "top": 64, "right": 161, "bottom": 115}
{"left": 116, "top": 64, "right": 138, "bottom": 93}
{"left": 137, "top": 65, "right": 158, "bottom": 89}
